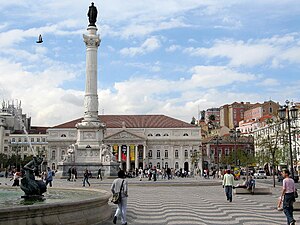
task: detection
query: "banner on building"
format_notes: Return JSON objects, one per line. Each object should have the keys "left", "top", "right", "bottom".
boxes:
{"left": 130, "top": 145, "right": 135, "bottom": 161}
{"left": 113, "top": 145, "right": 118, "bottom": 161}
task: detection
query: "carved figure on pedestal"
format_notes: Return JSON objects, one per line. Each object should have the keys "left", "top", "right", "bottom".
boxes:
{"left": 87, "top": 2, "right": 98, "bottom": 27}
{"left": 101, "top": 144, "right": 116, "bottom": 163}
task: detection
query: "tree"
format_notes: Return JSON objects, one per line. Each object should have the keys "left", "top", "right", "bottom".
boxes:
{"left": 191, "top": 116, "right": 196, "bottom": 125}
{"left": 0, "top": 153, "right": 8, "bottom": 168}
{"left": 208, "top": 114, "right": 216, "bottom": 122}
{"left": 255, "top": 122, "right": 288, "bottom": 187}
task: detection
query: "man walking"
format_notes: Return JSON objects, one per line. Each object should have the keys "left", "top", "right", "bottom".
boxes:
{"left": 223, "top": 169, "right": 234, "bottom": 202}
{"left": 83, "top": 169, "right": 90, "bottom": 187}
{"left": 111, "top": 170, "right": 128, "bottom": 225}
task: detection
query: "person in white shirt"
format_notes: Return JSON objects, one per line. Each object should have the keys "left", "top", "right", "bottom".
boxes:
{"left": 111, "top": 170, "right": 128, "bottom": 225}
{"left": 222, "top": 169, "right": 234, "bottom": 202}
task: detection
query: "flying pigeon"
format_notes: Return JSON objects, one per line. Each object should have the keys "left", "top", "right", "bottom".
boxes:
{"left": 36, "top": 34, "right": 43, "bottom": 43}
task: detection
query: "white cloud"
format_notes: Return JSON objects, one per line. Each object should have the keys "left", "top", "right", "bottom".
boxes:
{"left": 257, "top": 78, "right": 280, "bottom": 87}
{"left": 166, "top": 44, "right": 181, "bottom": 52}
{"left": 120, "top": 36, "right": 161, "bottom": 57}
{"left": 184, "top": 33, "right": 300, "bottom": 67}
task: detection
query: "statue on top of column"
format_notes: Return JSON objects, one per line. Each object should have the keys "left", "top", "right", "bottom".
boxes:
{"left": 87, "top": 2, "right": 98, "bottom": 27}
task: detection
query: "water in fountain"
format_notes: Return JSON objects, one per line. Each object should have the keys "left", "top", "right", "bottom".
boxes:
{"left": 16, "top": 113, "right": 36, "bottom": 156}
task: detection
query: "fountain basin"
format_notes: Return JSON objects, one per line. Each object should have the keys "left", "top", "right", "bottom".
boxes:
{"left": 0, "top": 187, "right": 112, "bottom": 225}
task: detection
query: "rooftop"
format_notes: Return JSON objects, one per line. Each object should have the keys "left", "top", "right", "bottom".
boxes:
{"left": 53, "top": 115, "right": 196, "bottom": 129}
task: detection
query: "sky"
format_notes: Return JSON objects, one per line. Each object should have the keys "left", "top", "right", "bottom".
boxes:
{"left": 0, "top": 0, "right": 300, "bottom": 126}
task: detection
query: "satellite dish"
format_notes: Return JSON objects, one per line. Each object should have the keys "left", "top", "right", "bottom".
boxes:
{"left": 36, "top": 34, "right": 43, "bottom": 43}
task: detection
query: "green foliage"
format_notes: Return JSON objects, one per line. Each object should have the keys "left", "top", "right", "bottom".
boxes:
{"left": 219, "top": 148, "right": 255, "bottom": 167}
{"left": 191, "top": 116, "right": 196, "bottom": 125}
{"left": 208, "top": 114, "right": 216, "bottom": 121}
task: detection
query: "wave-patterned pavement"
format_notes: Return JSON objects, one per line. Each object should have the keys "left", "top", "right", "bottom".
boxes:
{"left": 98, "top": 184, "right": 299, "bottom": 225}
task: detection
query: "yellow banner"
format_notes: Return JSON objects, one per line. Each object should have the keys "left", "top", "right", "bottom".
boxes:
{"left": 130, "top": 145, "right": 135, "bottom": 161}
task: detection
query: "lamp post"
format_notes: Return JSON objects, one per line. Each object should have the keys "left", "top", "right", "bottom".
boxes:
{"left": 278, "top": 100, "right": 298, "bottom": 180}
{"left": 212, "top": 136, "right": 222, "bottom": 173}
{"left": 229, "top": 129, "right": 241, "bottom": 167}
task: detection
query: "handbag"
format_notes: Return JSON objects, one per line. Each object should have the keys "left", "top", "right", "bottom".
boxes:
{"left": 295, "top": 189, "right": 298, "bottom": 198}
{"left": 111, "top": 180, "right": 124, "bottom": 204}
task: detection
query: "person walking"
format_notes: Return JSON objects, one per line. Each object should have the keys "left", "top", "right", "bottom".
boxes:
{"left": 223, "top": 169, "right": 234, "bottom": 202}
{"left": 111, "top": 170, "right": 128, "bottom": 225}
{"left": 71, "top": 167, "right": 76, "bottom": 182}
{"left": 97, "top": 168, "right": 102, "bottom": 180}
{"left": 83, "top": 169, "right": 90, "bottom": 187}
{"left": 67, "top": 167, "right": 71, "bottom": 181}
{"left": 45, "top": 167, "right": 53, "bottom": 187}
{"left": 278, "top": 169, "right": 296, "bottom": 225}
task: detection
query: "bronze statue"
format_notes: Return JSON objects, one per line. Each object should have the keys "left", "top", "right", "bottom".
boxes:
{"left": 20, "top": 156, "right": 47, "bottom": 197}
{"left": 87, "top": 2, "right": 98, "bottom": 27}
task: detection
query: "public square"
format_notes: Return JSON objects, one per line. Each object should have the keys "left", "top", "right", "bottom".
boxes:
{"left": 1, "top": 176, "right": 297, "bottom": 225}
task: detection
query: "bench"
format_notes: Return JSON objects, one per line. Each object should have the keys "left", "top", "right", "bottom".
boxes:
{"left": 234, "top": 187, "right": 272, "bottom": 195}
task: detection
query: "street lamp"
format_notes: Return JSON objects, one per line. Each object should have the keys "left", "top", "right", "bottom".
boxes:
{"left": 278, "top": 100, "right": 298, "bottom": 179}
{"left": 212, "top": 136, "right": 222, "bottom": 173}
{"left": 229, "top": 129, "right": 241, "bottom": 167}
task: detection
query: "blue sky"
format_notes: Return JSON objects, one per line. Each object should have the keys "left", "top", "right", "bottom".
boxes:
{"left": 0, "top": 1, "right": 300, "bottom": 126}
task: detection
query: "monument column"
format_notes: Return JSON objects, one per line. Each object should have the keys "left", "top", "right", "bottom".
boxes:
{"left": 118, "top": 145, "right": 121, "bottom": 162}
{"left": 75, "top": 2, "right": 105, "bottom": 163}
{"left": 135, "top": 145, "right": 138, "bottom": 169}
{"left": 83, "top": 26, "right": 100, "bottom": 122}
{"left": 143, "top": 145, "right": 146, "bottom": 169}
{"left": 126, "top": 145, "right": 130, "bottom": 172}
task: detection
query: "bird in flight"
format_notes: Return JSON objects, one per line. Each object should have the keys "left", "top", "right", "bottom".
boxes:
{"left": 36, "top": 34, "right": 43, "bottom": 43}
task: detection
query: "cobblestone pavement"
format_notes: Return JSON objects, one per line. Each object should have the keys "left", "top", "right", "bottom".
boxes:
{"left": 1, "top": 177, "right": 298, "bottom": 225}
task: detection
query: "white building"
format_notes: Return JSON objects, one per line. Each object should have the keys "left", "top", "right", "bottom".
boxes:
{"left": 47, "top": 115, "right": 202, "bottom": 172}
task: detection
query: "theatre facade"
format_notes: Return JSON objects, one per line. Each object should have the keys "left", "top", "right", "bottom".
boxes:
{"left": 47, "top": 115, "right": 202, "bottom": 172}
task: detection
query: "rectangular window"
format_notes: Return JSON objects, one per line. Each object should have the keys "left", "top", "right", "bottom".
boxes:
{"left": 31, "top": 138, "right": 34, "bottom": 142}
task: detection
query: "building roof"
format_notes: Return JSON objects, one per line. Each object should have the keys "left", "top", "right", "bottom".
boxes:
{"left": 12, "top": 126, "right": 49, "bottom": 134}
{"left": 53, "top": 115, "right": 196, "bottom": 129}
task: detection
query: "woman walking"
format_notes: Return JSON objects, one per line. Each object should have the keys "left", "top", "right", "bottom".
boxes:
{"left": 278, "top": 169, "right": 296, "bottom": 225}
{"left": 111, "top": 170, "right": 128, "bottom": 225}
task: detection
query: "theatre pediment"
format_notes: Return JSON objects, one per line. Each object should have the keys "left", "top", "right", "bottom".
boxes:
{"left": 104, "top": 130, "right": 145, "bottom": 141}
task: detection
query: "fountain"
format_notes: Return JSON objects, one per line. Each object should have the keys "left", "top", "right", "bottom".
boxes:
{"left": 0, "top": 187, "right": 111, "bottom": 225}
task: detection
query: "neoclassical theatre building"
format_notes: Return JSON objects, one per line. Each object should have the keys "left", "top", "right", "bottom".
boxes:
{"left": 47, "top": 115, "right": 202, "bottom": 172}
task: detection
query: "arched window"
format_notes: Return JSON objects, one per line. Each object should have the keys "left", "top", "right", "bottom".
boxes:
{"left": 175, "top": 162, "right": 179, "bottom": 169}
{"left": 155, "top": 134, "right": 161, "bottom": 136}
{"left": 157, "top": 150, "right": 160, "bottom": 159}
{"left": 148, "top": 133, "right": 153, "bottom": 136}
{"left": 61, "top": 134, "right": 67, "bottom": 137}
{"left": 183, "top": 133, "right": 189, "bottom": 136}
{"left": 165, "top": 162, "right": 169, "bottom": 169}
{"left": 149, "top": 162, "right": 152, "bottom": 169}
{"left": 51, "top": 150, "right": 56, "bottom": 160}
{"left": 165, "top": 150, "right": 168, "bottom": 159}
{"left": 148, "top": 150, "right": 152, "bottom": 158}
{"left": 61, "top": 150, "right": 65, "bottom": 160}
{"left": 185, "top": 150, "right": 188, "bottom": 158}
{"left": 52, "top": 163, "right": 56, "bottom": 170}
{"left": 157, "top": 162, "right": 160, "bottom": 169}
{"left": 12, "top": 138, "right": 15, "bottom": 142}
{"left": 175, "top": 150, "right": 179, "bottom": 158}
{"left": 163, "top": 133, "right": 169, "bottom": 136}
